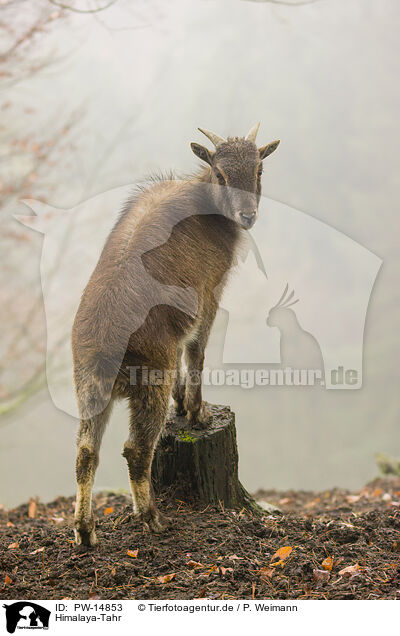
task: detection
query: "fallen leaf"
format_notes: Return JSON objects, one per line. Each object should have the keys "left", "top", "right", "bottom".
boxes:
{"left": 228, "top": 554, "right": 242, "bottom": 561}
{"left": 259, "top": 566, "right": 275, "bottom": 580}
{"left": 6, "top": 522, "right": 14, "bottom": 527}
{"left": 157, "top": 573, "right": 176, "bottom": 583}
{"left": 30, "top": 547, "right": 45, "bottom": 555}
{"left": 50, "top": 517, "right": 64, "bottom": 524}
{"left": 346, "top": 495, "right": 360, "bottom": 504}
{"left": 28, "top": 499, "right": 37, "bottom": 518}
{"left": 88, "top": 592, "right": 100, "bottom": 600}
{"left": 7, "top": 542, "right": 19, "bottom": 550}
{"left": 104, "top": 507, "right": 114, "bottom": 516}
{"left": 339, "top": 564, "right": 362, "bottom": 577}
{"left": 271, "top": 546, "right": 293, "bottom": 562}
{"left": 279, "top": 497, "right": 292, "bottom": 505}
{"left": 186, "top": 560, "right": 203, "bottom": 569}
{"left": 313, "top": 568, "right": 330, "bottom": 583}
{"left": 305, "top": 497, "right": 320, "bottom": 509}
{"left": 4, "top": 574, "right": 12, "bottom": 585}
{"left": 126, "top": 549, "right": 138, "bottom": 558}
{"left": 321, "top": 556, "right": 333, "bottom": 571}
{"left": 371, "top": 488, "right": 383, "bottom": 498}
{"left": 204, "top": 565, "right": 218, "bottom": 577}
{"left": 219, "top": 566, "right": 233, "bottom": 576}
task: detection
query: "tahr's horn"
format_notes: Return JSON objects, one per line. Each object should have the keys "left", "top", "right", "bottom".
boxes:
{"left": 198, "top": 128, "right": 225, "bottom": 147}
{"left": 246, "top": 122, "right": 260, "bottom": 143}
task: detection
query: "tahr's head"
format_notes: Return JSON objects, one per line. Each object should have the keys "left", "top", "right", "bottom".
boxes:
{"left": 191, "top": 123, "right": 280, "bottom": 229}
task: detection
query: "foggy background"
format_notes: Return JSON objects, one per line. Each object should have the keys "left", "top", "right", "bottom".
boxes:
{"left": 1, "top": 0, "right": 399, "bottom": 507}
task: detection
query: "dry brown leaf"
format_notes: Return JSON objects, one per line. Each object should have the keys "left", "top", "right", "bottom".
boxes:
{"left": 304, "top": 497, "right": 320, "bottom": 509}
{"left": 313, "top": 568, "right": 330, "bottom": 582}
{"left": 30, "top": 547, "right": 45, "bottom": 555}
{"left": 4, "top": 574, "right": 12, "bottom": 585}
{"left": 371, "top": 488, "right": 383, "bottom": 498}
{"left": 6, "top": 522, "right": 14, "bottom": 527}
{"left": 50, "top": 517, "right": 64, "bottom": 524}
{"left": 126, "top": 549, "right": 139, "bottom": 558}
{"left": 88, "top": 591, "right": 100, "bottom": 599}
{"left": 228, "top": 554, "right": 241, "bottom": 561}
{"left": 259, "top": 566, "right": 275, "bottom": 580}
{"left": 186, "top": 560, "right": 203, "bottom": 569}
{"left": 204, "top": 565, "right": 218, "bottom": 577}
{"left": 7, "top": 542, "right": 19, "bottom": 550}
{"left": 321, "top": 556, "right": 333, "bottom": 571}
{"left": 339, "top": 564, "right": 362, "bottom": 577}
{"left": 271, "top": 546, "right": 293, "bottom": 562}
{"left": 346, "top": 495, "right": 361, "bottom": 504}
{"left": 219, "top": 566, "right": 233, "bottom": 576}
{"left": 157, "top": 573, "right": 176, "bottom": 583}
{"left": 28, "top": 499, "right": 37, "bottom": 518}
{"left": 104, "top": 507, "right": 114, "bottom": 516}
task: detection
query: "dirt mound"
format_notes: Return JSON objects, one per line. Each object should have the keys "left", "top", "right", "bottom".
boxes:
{"left": 1, "top": 478, "right": 400, "bottom": 600}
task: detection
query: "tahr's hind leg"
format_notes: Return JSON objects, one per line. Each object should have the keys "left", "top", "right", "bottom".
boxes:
{"left": 123, "top": 382, "right": 171, "bottom": 532}
{"left": 74, "top": 400, "right": 113, "bottom": 547}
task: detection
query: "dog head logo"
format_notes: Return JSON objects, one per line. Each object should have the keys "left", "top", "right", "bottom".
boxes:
{"left": 3, "top": 602, "right": 50, "bottom": 633}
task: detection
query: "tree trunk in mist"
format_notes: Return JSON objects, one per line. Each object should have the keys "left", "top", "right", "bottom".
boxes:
{"left": 152, "top": 403, "right": 261, "bottom": 513}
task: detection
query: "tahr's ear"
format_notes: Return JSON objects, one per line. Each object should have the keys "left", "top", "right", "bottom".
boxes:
{"left": 190, "top": 142, "right": 214, "bottom": 166}
{"left": 259, "top": 140, "right": 280, "bottom": 160}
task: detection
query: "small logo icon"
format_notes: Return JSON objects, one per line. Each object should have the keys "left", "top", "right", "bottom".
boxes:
{"left": 3, "top": 602, "right": 50, "bottom": 633}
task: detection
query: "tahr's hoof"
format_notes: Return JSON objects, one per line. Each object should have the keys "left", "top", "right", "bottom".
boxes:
{"left": 74, "top": 527, "right": 98, "bottom": 549}
{"left": 186, "top": 402, "right": 210, "bottom": 428}
{"left": 139, "top": 509, "right": 170, "bottom": 533}
{"left": 174, "top": 401, "right": 187, "bottom": 416}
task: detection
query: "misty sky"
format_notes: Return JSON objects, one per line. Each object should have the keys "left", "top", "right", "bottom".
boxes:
{"left": 1, "top": 0, "right": 400, "bottom": 505}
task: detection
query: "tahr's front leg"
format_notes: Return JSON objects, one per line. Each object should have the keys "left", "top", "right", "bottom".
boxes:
{"left": 184, "top": 338, "right": 210, "bottom": 426}
{"left": 172, "top": 345, "right": 186, "bottom": 415}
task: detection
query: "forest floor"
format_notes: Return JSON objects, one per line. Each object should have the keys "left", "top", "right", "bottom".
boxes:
{"left": 1, "top": 477, "right": 400, "bottom": 600}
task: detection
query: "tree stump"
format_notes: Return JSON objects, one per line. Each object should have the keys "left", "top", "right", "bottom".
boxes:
{"left": 152, "top": 402, "right": 262, "bottom": 514}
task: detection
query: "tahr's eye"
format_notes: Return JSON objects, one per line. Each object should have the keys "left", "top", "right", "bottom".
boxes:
{"left": 215, "top": 170, "right": 226, "bottom": 186}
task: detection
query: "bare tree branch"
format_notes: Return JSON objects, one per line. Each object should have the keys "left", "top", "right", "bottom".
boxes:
{"left": 48, "top": 0, "right": 118, "bottom": 14}
{"left": 245, "top": 0, "right": 321, "bottom": 5}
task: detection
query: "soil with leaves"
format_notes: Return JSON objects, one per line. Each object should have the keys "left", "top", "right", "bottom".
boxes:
{"left": 1, "top": 478, "right": 400, "bottom": 600}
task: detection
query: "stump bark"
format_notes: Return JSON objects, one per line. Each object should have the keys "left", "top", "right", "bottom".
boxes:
{"left": 152, "top": 403, "right": 261, "bottom": 514}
